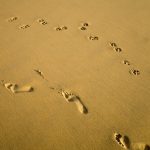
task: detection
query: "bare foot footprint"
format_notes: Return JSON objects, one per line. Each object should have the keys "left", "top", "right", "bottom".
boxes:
{"left": 132, "top": 143, "right": 150, "bottom": 150}
{"left": 113, "top": 132, "right": 130, "bottom": 149}
{"left": 129, "top": 69, "right": 140, "bottom": 76}
{"left": 7, "top": 16, "right": 18, "bottom": 22}
{"left": 61, "top": 90, "right": 88, "bottom": 114}
{"left": 1, "top": 80, "right": 33, "bottom": 94}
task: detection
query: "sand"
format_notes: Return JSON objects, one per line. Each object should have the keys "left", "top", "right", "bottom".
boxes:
{"left": 0, "top": 0, "right": 150, "bottom": 149}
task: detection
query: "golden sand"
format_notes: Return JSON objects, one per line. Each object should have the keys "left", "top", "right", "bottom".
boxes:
{"left": 0, "top": 0, "right": 150, "bottom": 149}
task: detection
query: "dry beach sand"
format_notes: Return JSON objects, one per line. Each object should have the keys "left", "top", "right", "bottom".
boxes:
{"left": 0, "top": 0, "right": 150, "bottom": 149}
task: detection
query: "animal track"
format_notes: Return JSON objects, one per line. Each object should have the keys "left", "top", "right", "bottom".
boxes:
{"left": 19, "top": 24, "right": 30, "bottom": 29}
{"left": 55, "top": 26, "right": 68, "bottom": 31}
{"left": 109, "top": 42, "right": 141, "bottom": 76}
{"left": 37, "top": 19, "right": 48, "bottom": 25}
{"left": 55, "top": 27, "right": 61, "bottom": 31}
{"left": 1, "top": 80, "right": 33, "bottom": 94}
{"left": 61, "top": 90, "right": 88, "bottom": 114}
{"left": 113, "top": 132, "right": 130, "bottom": 149}
{"left": 115, "top": 47, "right": 122, "bottom": 52}
{"left": 129, "top": 69, "right": 140, "bottom": 76}
{"left": 79, "top": 26, "right": 87, "bottom": 30}
{"left": 61, "top": 26, "right": 68, "bottom": 30}
{"left": 109, "top": 42, "right": 122, "bottom": 52}
{"left": 88, "top": 35, "right": 99, "bottom": 40}
{"left": 7, "top": 16, "right": 18, "bottom": 22}
{"left": 122, "top": 60, "right": 130, "bottom": 65}
{"left": 79, "top": 22, "right": 89, "bottom": 31}
{"left": 82, "top": 22, "right": 89, "bottom": 27}
{"left": 109, "top": 42, "right": 117, "bottom": 48}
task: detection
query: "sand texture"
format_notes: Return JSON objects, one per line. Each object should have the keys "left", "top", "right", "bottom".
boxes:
{"left": 0, "top": 0, "right": 150, "bottom": 150}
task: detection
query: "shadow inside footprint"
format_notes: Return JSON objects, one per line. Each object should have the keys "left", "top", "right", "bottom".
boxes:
{"left": 76, "top": 96, "right": 88, "bottom": 114}
{"left": 145, "top": 145, "right": 150, "bottom": 150}
{"left": 15, "top": 86, "right": 34, "bottom": 93}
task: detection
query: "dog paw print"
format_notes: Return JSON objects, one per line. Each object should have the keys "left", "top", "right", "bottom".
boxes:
{"left": 109, "top": 42, "right": 122, "bottom": 52}
{"left": 19, "top": 24, "right": 30, "bottom": 29}
{"left": 122, "top": 60, "right": 130, "bottom": 65}
{"left": 55, "top": 26, "right": 68, "bottom": 31}
{"left": 7, "top": 16, "right": 18, "bottom": 22}
{"left": 115, "top": 47, "right": 122, "bottom": 52}
{"left": 88, "top": 35, "right": 99, "bottom": 40}
{"left": 129, "top": 69, "right": 140, "bottom": 76}
{"left": 109, "top": 42, "right": 117, "bottom": 48}
{"left": 79, "top": 26, "right": 87, "bottom": 30}
{"left": 37, "top": 19, "right": 48, "bottom": 25}
{"left": 79, "top": 22, "right": 89, "bottom": 31}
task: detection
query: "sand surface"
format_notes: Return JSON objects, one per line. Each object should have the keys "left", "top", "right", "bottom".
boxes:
{"left": 0, "top": 0, "right": 150, "bottom": 149}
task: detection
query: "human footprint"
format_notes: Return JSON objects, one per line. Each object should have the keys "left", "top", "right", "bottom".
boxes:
{"left": 1, "top": 80, "right": 33, "bottom": 94}
{"left": 113, "top": 132, "right": 130, "bottom": 149}
{"left": 61, "top": 90, "right": 88, "bottom": 114}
